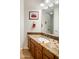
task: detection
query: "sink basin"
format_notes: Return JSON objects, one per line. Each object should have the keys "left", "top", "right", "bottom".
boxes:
{"left": 36, "top": 37, "right": 49, "bottom": 43}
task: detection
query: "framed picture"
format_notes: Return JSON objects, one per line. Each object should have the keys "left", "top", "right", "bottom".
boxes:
{"left": 29, "top": 11, "right": 39, "bottom": 20}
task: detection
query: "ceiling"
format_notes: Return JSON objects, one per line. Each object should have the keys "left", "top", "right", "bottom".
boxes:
{"left": 24, "top": 0, "right": 43, "bottom": 9}
{"left": 24, "top": 0, "right": 59, "bottom": 12}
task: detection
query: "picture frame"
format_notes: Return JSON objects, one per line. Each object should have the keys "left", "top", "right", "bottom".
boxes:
{"left": 29, "top": 11, "right": 39, "bottom": 20}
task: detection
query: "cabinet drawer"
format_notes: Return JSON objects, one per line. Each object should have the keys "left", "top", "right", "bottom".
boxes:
{"left": 36, "top": 43, "right": 42, "bottom": 51}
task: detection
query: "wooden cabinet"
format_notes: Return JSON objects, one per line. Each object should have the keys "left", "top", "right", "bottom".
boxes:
{"left": 43, "top": 54, "right": 58, "bottom": 59}
{"left": 28, "top": 37, "right": 42, "bottom": 59}
{"left": 43, "top": 54, "right": 49, "bottom": 59}
{"left": 35, "top": 46, "right": 42, "bottom": 59}
{"left": 30, "top": 41, "right": 34, "bottom": 57}
{"left": 54, "top": 56, "right": 59, "bottom": 59}
{"left": 28, "top": 36, "right": 58, "bottom": 59}
{"left": 28, "top": 36, "right": 31, "bottom": 50}
{"left": 43, "top": 48, "right": 54, "bottom": 59}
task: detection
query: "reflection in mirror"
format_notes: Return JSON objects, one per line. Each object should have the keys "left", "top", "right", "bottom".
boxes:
{"left": 41, "top": 0, "right": 59, "bottom": 36}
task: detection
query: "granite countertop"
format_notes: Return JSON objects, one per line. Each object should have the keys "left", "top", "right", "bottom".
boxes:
{"left": 28, "top": 34, "right": 59, "bottom": 57}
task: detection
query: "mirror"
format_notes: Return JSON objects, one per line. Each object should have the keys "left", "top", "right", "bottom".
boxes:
{"left": 41, "top": 1, "right": 59, "bottom": 36}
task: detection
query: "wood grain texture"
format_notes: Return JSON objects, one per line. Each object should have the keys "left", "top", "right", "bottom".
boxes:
{"left": 43, "top": 48, "right": 54, "bottom": 59}
{"left": 20, "top": 49, "right": 34, "bottom": 59}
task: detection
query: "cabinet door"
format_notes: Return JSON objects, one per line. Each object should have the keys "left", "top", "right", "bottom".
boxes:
{"left": 35, "top": 47, "right": 42, "bottom": 59}
{"left": 37, "top": 48, "right": 42, "bottom": 59}
{"left": 28, "top": 37, "right": 31, "bottom": 50}
{"left": 55, "top": 56, "right": 59, "bottom": 59}
{"left": 43, "top": 48, "right": 54, "bottom": 59}
{"left": 34, "top": 46, "right": 37, "bottom": 59}
{"left": 30, "top": 42, "right": 34, "bottom": 57}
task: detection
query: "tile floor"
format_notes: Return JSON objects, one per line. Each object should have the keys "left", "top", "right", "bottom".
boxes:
{"left": 20, "top": 49, "right": 34, "bottom": 59}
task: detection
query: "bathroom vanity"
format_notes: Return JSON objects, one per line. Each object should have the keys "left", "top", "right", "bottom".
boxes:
{"left": 27, "top": 32, "right": 59, "bottom": 59}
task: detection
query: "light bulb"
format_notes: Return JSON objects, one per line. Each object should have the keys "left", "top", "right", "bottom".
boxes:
{"left": 45, "top": 0, "right": 49, "bottom": 3}
{"left": 55, "top": 0, "right": 59, "bottom": 4}
{"left": 40, "top": 3, "right": 45, "bottom": 7}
